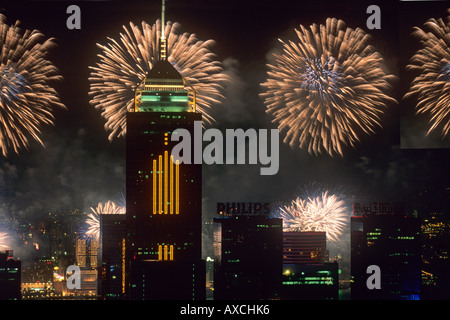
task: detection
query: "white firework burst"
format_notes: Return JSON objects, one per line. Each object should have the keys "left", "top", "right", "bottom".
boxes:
{"left": 84, "top": 200, "right": 125, "bottom": 241}
{"left": 0, "top": 231, "right": 9, "bottom": 250}
{"left": 278, "top": 191, "right": 348, "bottom": 242}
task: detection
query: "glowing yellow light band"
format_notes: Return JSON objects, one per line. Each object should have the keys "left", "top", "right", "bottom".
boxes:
{"left": 164, "top": 245, "right": 168, "bottom": 261}
{"left": 170, "top": 155, "right": 174, "bottom": 214}
{"left": 152, "top": 150, "right": 179, "bottom": 215}
{"left": 153, "top": 160, "right": 157, "bottom": 214}
{"left": 164, "top": 151, "right": 168, "bottom": 214}
{"left": 176, "top": 159, "right": 179, "bottom": 214}
{"left": 158, "top": 245, "right": 162, "bottom": 260}
{"left": 159, "top": 155, "right": 162, "bottom": 214}
{"left": 122, "top": 238, "right": 126, "bottom": 293}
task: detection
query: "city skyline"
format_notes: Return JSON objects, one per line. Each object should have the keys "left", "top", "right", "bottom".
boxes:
{"left": 1, "top": 0, "right": 450, "bottom": 303}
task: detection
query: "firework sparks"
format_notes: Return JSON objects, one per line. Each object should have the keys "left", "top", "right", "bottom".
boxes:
{"left": 0, "top": 232, "right": 9, "bottom": 250}
{"left": 277, "top": 191, "right": 348, "bottom": 242}
{"left": 89, "top": 19, "right": 228, "bottom": 140}
{"left": 85, "top": 212, "right": 100, "bottom": 241}
{"left": 260, "top": 17, "right": 397, "bottom": 157}
{"left": 84, "top": 200, "right": 125, "bottom": 241}
{"left": 91, "top": 200, "right": 126, "bottom": 216}
{"left": 0, "top": 14, "right": 65, "bottom": 157}
{"left": 405, "top": 15, "right": 450, "bottom": 138}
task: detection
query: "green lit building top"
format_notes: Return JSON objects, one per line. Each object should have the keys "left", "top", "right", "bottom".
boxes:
{"left": 133, "top": 59, "right": 195, "bottom": 113}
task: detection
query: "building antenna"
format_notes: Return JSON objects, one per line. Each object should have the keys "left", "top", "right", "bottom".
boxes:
{"left": 160, "top": 0, "right": 167, "bottom": 61}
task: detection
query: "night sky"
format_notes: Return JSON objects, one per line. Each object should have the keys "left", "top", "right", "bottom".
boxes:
{"left": 1, "top": 0, "right": 450, "bottom": 265}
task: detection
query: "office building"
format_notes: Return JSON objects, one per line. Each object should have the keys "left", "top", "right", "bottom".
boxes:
{"left": 125, "top": 5, "right": 205, "bottom": 299}
{"left": 213, "top": 214, "right": 282, "bottom": 300}
{"left": 0, "top": 250, "right": 21, "bottom": 300}
{"left": 283, "top": 231, "right": 327, "bottom": 264}
{"left": 99, "top": 213, "right": 127, "bottom": 299}
{"left": 73, "top": 238, "right": 98, "bottom": 297}
{"left": 281, "top": 231, "right": 337, "bottom": 300}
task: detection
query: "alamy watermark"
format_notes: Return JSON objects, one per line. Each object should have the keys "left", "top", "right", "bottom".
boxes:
{"left": 366, "top": 265, "right": 381, "bottom": 290}
{"left": 171, "top": 121, "right": 279, "bottom": 176}
{"left": 66, "top": 265, "right": 81, "bottom": 290}
{"left": 65, "top": 5, "right": 381, "bottom": 31}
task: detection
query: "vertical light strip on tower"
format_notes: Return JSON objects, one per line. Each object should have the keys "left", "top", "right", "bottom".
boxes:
{"left": 170, "top": 155, "right": 174, "bottom": 214}
{"left": 152, "top": 153, "right": 180, "bottom": 215}
{"left": 122, "top": 238, "right": 126, "bottom": 293}
{"left": 153, "top": 160, "right": 157, "bottom": 214}
{"left": 159, "top": 155, "right": 162, "bottom": 214}
{"left": 176, "top": 159, "right": 179, "bottom": 214}
{"left": 158, "top": 245, "right": 163, "bottom": 260}
{"left": 164, "top": 245, "right": 168, "bottom": 260}
{"left": 170, "top": 245, "right": 174, "bottom": 260}
{"left": 164, "top": 151, "right": 168, "bottom": 214}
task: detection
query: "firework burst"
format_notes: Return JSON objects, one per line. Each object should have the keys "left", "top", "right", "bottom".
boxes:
{"left": 0, "top": 231, "right": 9, "bottom": 250}
{"left": 277, "top": 190, "right": 348, "bottom": 242}
{"left": 84, "top": 212, "right": 100, "bottom": 241}
{"left": 0, "top": 14, "right": 65, "bottom": 157}
{"left": 405, "top": 14, "right": 450, "bottom": 138}
{"left": 260, "top": 18, "right": 397, "bottom": 157}
{"left": 84, "top": 200, "right": 125, "bottom": 241}
{"left": 89, "top": 19, "right": 228, "bottom": 140}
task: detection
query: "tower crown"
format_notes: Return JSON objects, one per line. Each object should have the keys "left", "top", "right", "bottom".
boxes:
{"left": 133, "top": 60, "right": 196, "bottom": 113}
{"left": 133, "top": 0, "right": 196, "bottom": 113}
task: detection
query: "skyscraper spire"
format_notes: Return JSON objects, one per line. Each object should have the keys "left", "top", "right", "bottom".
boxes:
{"left": 159, "top": 0, "right": 167, "bottom": 61}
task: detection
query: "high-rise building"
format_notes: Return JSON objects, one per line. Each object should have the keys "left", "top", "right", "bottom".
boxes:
{"left": 76, "top": 238, "right": 98, "bottom": 269}
{"left": 125, "top": 3, "right": 205, "bottom": 300}
{"left": 213, "top": 213, "right": 283, "bottom": 300}
{"left": 351, "top": 204, "right": 421, "bottom": 300}
{"left": 74, "top": 238, "right": 99, "bottom": 297}
{"left": 0, "top": 250, "right": 21, "bottom": 300}
{"left": 99, "top": 213, "right": 126, "bottom": 300}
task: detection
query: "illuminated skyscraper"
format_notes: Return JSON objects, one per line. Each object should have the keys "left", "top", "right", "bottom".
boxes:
{"left": 125, "top": 1, "right": 205, "bottom": 300}
{"left": 75, "top": 238, "right": 98, "bottom": 297}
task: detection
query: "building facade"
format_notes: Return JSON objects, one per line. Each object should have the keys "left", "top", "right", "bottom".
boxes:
{"left": 283, "top": 231, "right": 327, "bottom": 264}
{"left": 280, "top": 231, "right": 338, "bottom": 300}
{"left": 213, "top": 214, "right": 282, "bottom": 300}
{"left": 0, "top": 250, "right": 21, "bottom": 300}
{"left": 126, "top": 57, "right": 205, "bottom": 299}
{"left": 99, "top": 213, "right": 127, "bottom": 299}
